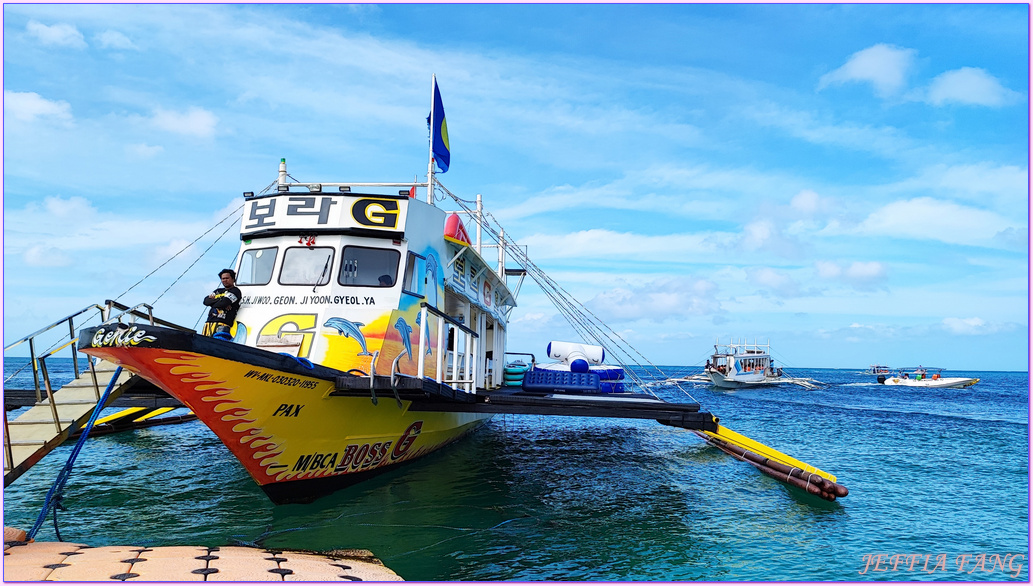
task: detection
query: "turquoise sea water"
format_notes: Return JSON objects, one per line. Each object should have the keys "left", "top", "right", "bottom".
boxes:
{"left": 3, "top": 358, "right": 1029, "bottom": 581}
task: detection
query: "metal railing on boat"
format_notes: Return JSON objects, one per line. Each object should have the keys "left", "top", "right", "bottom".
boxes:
{"left": 418, "top": 302, "right": 479, "bottom": 392}
{"left": 3, "top": 301, "right": 189, "bottom": 484}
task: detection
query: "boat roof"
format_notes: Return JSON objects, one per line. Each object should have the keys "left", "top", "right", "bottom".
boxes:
{"left": 712, "top": 339, "right": 772, "bottom": 356}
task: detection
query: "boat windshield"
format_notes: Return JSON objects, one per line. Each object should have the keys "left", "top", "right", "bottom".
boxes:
{"left": 279, "top": 246, "right": 334, "bottom": 286}
{"left": 338, "top": 246, "right": 400, "bottom": 287}
{"left": 237, "top": 247, "right": 277, "bottom": 286}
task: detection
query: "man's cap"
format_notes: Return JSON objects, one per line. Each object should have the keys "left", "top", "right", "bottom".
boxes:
{"left": 219, "top": 269, "right": 236, "bottom": 278}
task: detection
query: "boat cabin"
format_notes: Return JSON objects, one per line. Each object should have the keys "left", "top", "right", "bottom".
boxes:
{"left": 706, "top": 339, "right": 776, "bottom": 384}
{"left": 230, "top": 160, "right": 518, "bottom": 392}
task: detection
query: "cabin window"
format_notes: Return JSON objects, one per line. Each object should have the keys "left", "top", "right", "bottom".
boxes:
{"left": 279, "top": 246, "right": 335, "bottom": 286}
{"left": 237, "top": 247, "right": 277, "bottom": 286}
{"left": 338, "top": 246, "right": 400, "bottom": 287}
{"left": 401, "top": 252, "right": 426, "bottom": 297}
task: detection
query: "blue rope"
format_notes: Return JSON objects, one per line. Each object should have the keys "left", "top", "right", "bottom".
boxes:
{"left": 28, "top": 366, "right": 123, "bottom": 541}
{"left": 279, "top": 353, "right": 314, "bottom": 369}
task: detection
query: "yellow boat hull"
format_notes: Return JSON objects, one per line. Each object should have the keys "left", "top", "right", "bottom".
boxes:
{"left": 81, "top": 326, "right": 491, "bottom": 504}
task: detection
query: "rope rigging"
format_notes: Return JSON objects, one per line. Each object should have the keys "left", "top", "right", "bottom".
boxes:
{"left": 28, "top": 367, "right": 123, "bottom": 541}
{"left": 115, "top": 203, "right": 244, "bottom": 304}
{"left": 435, "top": 179, "right": 697, "bottom": 403}
{"left": 5, "top": 199, "right": 245, "bottom": 389}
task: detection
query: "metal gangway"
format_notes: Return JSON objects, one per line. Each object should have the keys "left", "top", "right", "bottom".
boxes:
{"left": 3, "top": 300, "right": 190, "bottom": 486}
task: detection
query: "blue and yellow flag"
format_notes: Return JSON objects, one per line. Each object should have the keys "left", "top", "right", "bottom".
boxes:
{"left": 428, "top": 79, "right": 450, "bottom": 173}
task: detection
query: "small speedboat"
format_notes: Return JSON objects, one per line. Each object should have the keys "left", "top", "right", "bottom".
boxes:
{"left": 877, "top": 367, "right": 979, "bottom": 388}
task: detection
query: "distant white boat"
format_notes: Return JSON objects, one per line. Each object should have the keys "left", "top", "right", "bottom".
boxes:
{"left": 863, "top": 364, "right": 891, "bottom": 375}
{"left": 877, "top": 367, "right": 979, "bottom": 389}
{"left": 704, "top": 339, "right": 784, "bottom": 389}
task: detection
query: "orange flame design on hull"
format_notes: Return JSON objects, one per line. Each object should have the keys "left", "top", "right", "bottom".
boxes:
{"left": 83, "top": 345, "right": 492, "bottom": 492}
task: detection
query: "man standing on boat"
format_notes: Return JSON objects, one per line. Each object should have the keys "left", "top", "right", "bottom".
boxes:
{"left": 202, "top": 269, "right": 241, "bottom": 340}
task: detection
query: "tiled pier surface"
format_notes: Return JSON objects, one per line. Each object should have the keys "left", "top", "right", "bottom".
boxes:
{"left": 3, "top": 534, "right": 403, "bottom": 581}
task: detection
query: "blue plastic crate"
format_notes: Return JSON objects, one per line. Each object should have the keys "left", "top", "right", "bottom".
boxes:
{"left": 522, "top": 369, "right": 601, "bottom": 394}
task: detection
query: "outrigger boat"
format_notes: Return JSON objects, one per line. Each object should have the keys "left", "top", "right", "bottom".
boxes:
{"left": 661, "top": 338, "right": 824, "bottom": 390}
{"left": 76, "top": 81, "right": 847, "bottom": 504}
{"left": 77, "top": 158, "right": 721, "bottom": 504}
{"left": 877, "top": 367, "right": 979, "bottom": 389}
{"left": 704, "top": 339, "right": 784, "bottom": 389}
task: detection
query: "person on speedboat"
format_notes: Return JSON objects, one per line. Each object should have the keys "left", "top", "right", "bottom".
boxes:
{"left": 202, "top": 269, "right": 241, "bottom": 340}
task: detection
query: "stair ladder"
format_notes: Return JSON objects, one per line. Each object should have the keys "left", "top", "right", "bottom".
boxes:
{"left": 3, "top": 301, "right": 187, "bottom": 486}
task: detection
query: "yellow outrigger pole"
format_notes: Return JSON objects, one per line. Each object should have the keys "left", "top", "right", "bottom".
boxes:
{"left": 696, "top": 424, "right": 849, "bottom": 501}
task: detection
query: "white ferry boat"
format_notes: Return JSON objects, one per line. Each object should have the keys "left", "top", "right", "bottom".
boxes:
{"left": 704, "top": 339, "right": 784, "bottom": 389}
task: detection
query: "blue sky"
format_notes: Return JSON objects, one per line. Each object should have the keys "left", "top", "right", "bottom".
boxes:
{"left": 3, "top": 4, "right": 1029, "bottom": 371}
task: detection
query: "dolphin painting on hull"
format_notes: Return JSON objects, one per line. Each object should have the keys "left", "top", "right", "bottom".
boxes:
{"left": 323, "top": 317, "right": 373, "bottom": 356}
{"left": 394, "top": 317, "right": 414, "bottom": 361}
{"left": 232, "top": 323, "right": 248, "bottom": 344}
{"left": 424, "top": 253, "right": 440, "bottom": 308}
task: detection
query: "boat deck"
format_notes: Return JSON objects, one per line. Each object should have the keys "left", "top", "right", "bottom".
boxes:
{"left": 410, "top": 389, "right": 718, "bottom": 432}
{"left": 3, "top": 540, "right": 402, "bottom": 582}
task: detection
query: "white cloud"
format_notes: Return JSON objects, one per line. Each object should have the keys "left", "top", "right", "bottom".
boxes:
{"left": 127, "top": 143, "right": 164, "bottom": 158}
{"left": 586, "top": 277, "right": 721, "bottom": 321}
{"left": 40, "top": 195, "right": 98, "bottom": 221}
{"left": 855, "top": 197, "right": 1015, "bottom": 247}
{"left": 26, "top": 20, "right": 87, "bottom": 49}
{"left": 926, "top": 67, "right": 1021, "bottom": 107}
{"left": 749, "top": 267, "right": 800, "bottom": 297}
{"left": 815, "top": 261, "right": 841, "bottom": 279}
{"left": 151, "top": 107, "right": 218, "bottom": 138}
{"left": 888, "top": 163, "right": 1029, "bottom": 208}
{"left": 3, "top": 91, "right": 72, "bottom": 123}
{"left": 818, "top": 44, "right": 916, "bottom": 98}
{"left": 492, "top": 163, "right": 768, "bottom": 225}
{"left": 741, "top": 221, "right": 774, "bottom": 250}
{"left": 738, "top": 219, "right": 803, "bottom": 258}
{"left": 95, "top": 30, "right": 138, "bottom": 50}
{"left": 790, "top": 190, "right": 825, "bottom": 215}
{"left": 992, "top": 226, "right": 1029, "bottom": 250}
{"left": 812, "top": 260, "right": 887, "bottom": 291}
{"left": 520, "top": 229, "right": 720, "bottom": 261}
{"left": 844, "top": 261, "right": 885, "bottom": 280}
{"left": 508, "top": 311, "right": 569, "bottom": 332}
{"left": 745, "top": 102, "right": 916, "bottom": 160}
{"left": 149, "top": 239, "right": 194, "bottom": 266}
{"left": 23, "top": 245, "right": 73, "bottom": 267}
{"left": 942, "top": 317, "right": 991, "bottom": 335}
{"left": 3, "top": 195, "right": 217, "bottom": 257}
{"left": 844, "top": 261, "right": 887, "bottom": 288}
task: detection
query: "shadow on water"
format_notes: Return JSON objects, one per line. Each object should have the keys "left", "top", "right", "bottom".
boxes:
{"left": 244, "top": 415, "right": 852, "bottom": 580}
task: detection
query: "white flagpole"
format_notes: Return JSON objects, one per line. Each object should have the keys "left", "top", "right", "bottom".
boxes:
{"left": 427, "top": 74, "right": 436, "bottom": 204}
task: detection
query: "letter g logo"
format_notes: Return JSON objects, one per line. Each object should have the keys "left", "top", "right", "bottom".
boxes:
{"left": 352, "top": 198, "right": 399, "bottom": 228}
